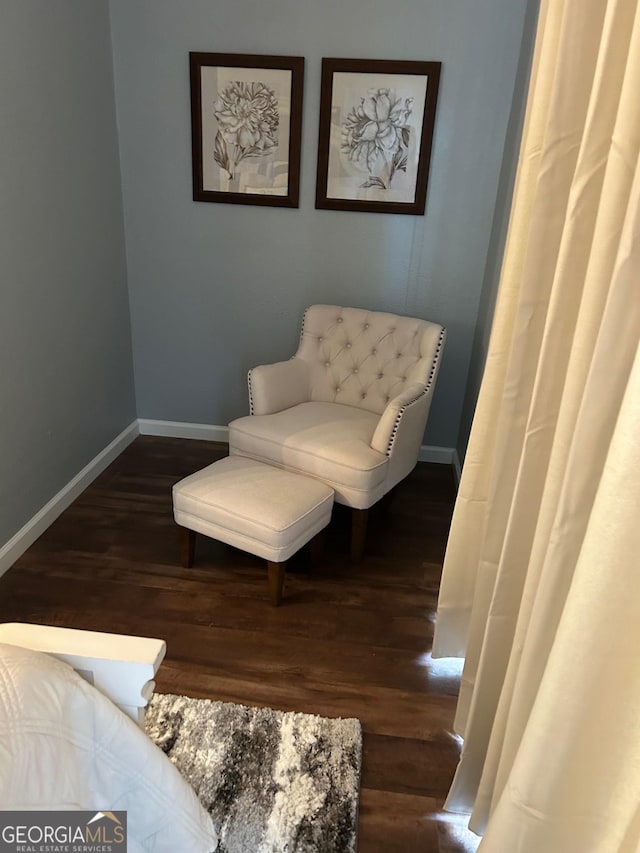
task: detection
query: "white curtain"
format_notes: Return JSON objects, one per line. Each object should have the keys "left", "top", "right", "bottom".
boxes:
{"left": 433, "top": 0, "right": 640, "bottom": 849}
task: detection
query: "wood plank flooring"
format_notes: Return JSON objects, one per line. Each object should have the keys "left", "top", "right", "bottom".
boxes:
{"left": 0, "top": 436, "right": 478, "bottom": 852}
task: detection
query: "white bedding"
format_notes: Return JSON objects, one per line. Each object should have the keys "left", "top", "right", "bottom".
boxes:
{"left": 0, "top": 642, "right": 217, "bottom": 852}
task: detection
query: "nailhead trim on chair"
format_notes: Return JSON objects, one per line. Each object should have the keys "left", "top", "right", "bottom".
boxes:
{"left": 248, "top": 369, "right": 255, "bottom": 415}
{"left": 386, "top": 389, "right": 428, "bottom": 456}
{"left": 426, "top": 327, "right": 447, "bottom": 390}
{"left": 385, "top": 327, "right": 447, "bottom": 456}
{"left": 300, "top": 306, "right": 311, "bottom": 343}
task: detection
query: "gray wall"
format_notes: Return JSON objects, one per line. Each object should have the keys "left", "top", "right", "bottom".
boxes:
{"left": 456, "top": 0, "right": 540, "bottom": 460}
{"left": 0, "top": 1, "right": 136, "bottom": 545}
{"left": 110, "top": 0, "right": 530, "bottom": 449}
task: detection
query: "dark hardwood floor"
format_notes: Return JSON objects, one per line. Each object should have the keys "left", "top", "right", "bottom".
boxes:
{"left": 0, "top": 436, "right": 478, "bottom": 852}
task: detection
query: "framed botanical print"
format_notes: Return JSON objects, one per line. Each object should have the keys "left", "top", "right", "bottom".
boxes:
{"left": 315, "top": 58, "right": 441, "bottom": 215}
{"left": 190, "top": 53, "right": 304, "bottom": 207}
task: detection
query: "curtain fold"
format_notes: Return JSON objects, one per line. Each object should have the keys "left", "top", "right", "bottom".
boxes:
{"left": 433, "top": 0, "right": 640, "bottom": 848}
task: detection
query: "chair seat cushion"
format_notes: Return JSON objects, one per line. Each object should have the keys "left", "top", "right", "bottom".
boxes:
{"left": 173, "top": 456, "right": 334, "bottom": 562}
{"left": 228, "top": 402, "right": 388, "bottom": 508}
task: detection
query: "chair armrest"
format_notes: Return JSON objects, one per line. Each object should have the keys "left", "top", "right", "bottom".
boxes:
{"left": 248, "top": 358, "right": 310, "bottom": 415}
{"left": 0, "top": 622, "right": 166, "bottom": 728}
{"left": 371, "top": 382, "right": 433, "bottom": 484}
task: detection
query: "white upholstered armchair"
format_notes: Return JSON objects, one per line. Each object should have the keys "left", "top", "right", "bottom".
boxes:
{"left": 229, "top": 305, "right": 446, "bottom": 559}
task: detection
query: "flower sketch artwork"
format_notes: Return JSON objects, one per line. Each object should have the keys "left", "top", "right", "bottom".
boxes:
{"left": 190, "top": 54, "right": 304, "bottom": 206}
{"left": 341, "top": 88, "right": 413, "bottom": 191}
{"left": 213, "top": 81, "right": 280, "bottom": 182}
{"left": 327, "top": 73, "right": 427, "bottom": 204}
{"left": 201, "top": 67, "right": 291, "bottom": 196}
{"left": 316, "top": 60, "right": 441, "bottom": 214}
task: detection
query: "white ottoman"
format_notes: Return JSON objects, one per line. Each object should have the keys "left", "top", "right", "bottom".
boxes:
{"left": 173, "top": 456, "right": 334, "bottom": 605}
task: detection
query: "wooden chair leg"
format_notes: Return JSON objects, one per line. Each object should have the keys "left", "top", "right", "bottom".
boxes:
{"left": 310, "top": 530, "right": 326, "bottom": 568}
{"left": 180, "top": 527, "right": 196, "bottom": 568}
{"left": 267, "top": 561, "right": 286, "bottom": 606}
{"left": 351, "top": 508, "right": 369, "bottom": 563}
{"left": 380, "top": 487, "right": 398, "bottom": 514}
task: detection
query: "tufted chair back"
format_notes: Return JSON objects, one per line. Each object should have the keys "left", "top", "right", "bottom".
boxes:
{"left": 296, "top": 305, "right": 446, "bottom": 415}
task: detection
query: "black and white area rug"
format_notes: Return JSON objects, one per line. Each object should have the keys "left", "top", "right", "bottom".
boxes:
{"left": 145, "top": 693, "right": 362, "bottom": 853}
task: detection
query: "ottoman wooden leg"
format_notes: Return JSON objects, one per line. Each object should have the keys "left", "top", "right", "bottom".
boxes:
{"left": 267, "top": 561, "right": 286, "bottom": 606}
{"left": 180, "top": 527, "right": 196, "bottom": 568}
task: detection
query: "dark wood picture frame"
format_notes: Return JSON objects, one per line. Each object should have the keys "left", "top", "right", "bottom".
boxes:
{"left": 190, "top": 52, "right": 304, "bottom": 207}
{"left": 315, "top": 58, "right": 441, "bottom": 215}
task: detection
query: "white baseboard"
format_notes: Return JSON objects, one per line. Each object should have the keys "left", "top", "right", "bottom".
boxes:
{"left": 417, "top": 444, "right": 455, "bottom": 465}
{"left": 0, "top": 421, "right": 139, "bottom": 579}
{"left": 418, "top": 445, "right": 462, "bottom": 488}
{"left": 138, "top": 419, "right": 229, "bottom": 442}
